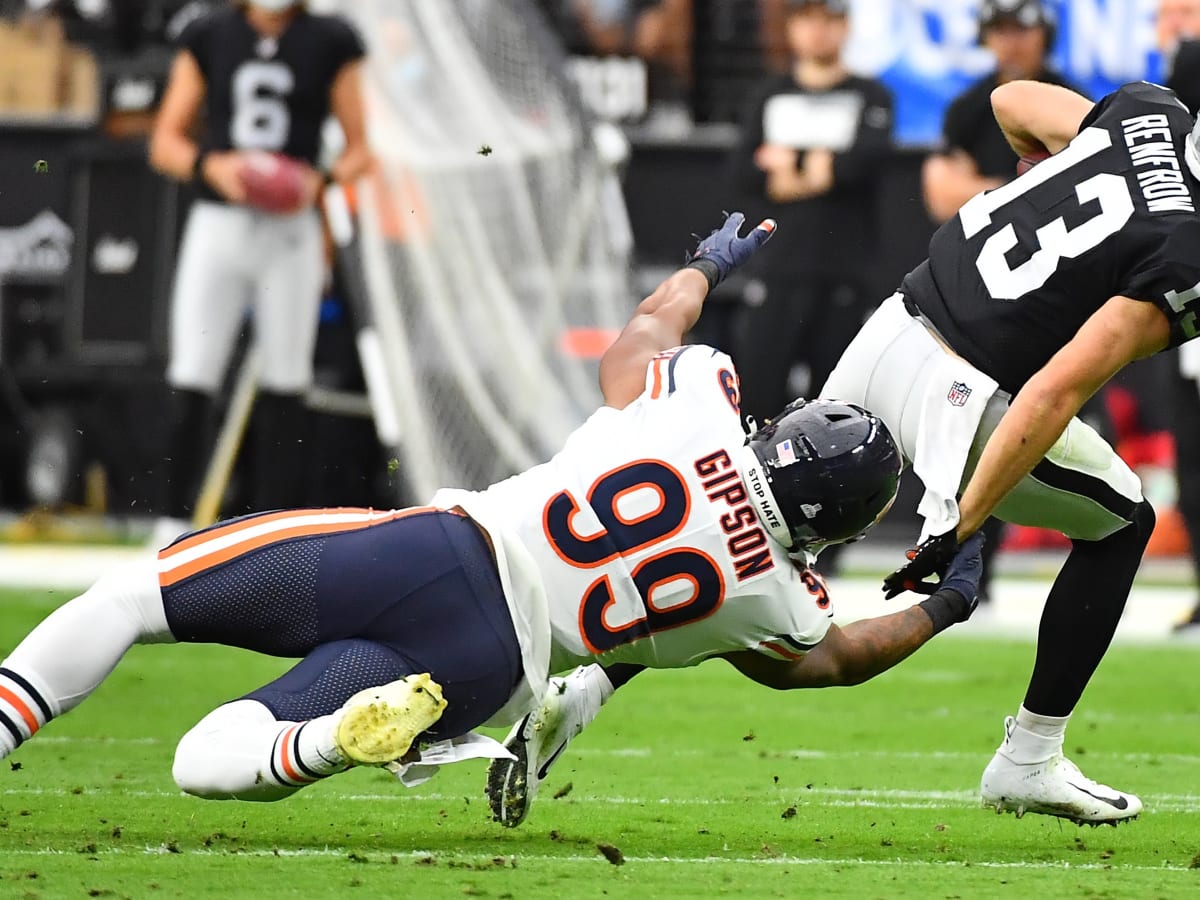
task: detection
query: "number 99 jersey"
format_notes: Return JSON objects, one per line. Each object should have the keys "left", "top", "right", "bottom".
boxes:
{"left": 433, "top": 346, "right": 835, "bottom": 678}
{"left": 908, "top": 81, "right": 1200, "bottom": 395}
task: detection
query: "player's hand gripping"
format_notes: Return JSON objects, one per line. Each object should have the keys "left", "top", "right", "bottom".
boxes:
{"left": 932, "top": 531, "right": 986, "bottom": 614}
{"left": 883, "top": 529, "right": 976, "bottom": 599}
{"left": 200, "top": 150, "right": 249, "bottom": 204}
{"left": 685, "top": 211, "right": 777, "bottom": 291}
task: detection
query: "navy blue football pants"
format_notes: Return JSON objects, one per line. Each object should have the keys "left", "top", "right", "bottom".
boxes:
{"left": 159, "top": 508, "right": 523, "bottom": 739}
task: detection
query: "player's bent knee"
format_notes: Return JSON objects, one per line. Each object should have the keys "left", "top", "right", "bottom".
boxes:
{"left": 173, "top": 700, "right": 299, "bottom": 802}
{"left": 1077, "top": 499, "right": 1156, "bottom": 550}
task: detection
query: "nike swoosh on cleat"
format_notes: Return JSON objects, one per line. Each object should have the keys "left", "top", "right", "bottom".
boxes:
{"left": 1066, "top": 782, "right": 1129, "bottom": 810}
{"left": 536, "top": 742, "right": 569, "bottom": 781}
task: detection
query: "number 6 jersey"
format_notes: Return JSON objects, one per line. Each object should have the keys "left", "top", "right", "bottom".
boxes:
{"left": 178, "top": 7, "right": 364, "bottom": 202}
{"left": 908, "top": 81, "right": 1200, "bottom": 395}
{"left": 433, "top": 346, "right": 835, "bottom": 685}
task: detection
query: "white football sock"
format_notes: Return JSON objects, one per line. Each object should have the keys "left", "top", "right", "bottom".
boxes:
{"left": 999, "top": 706, "right": 1071, "bottom": 764}
{"left": 0, "top": 667, "right": 54, "bottom": 759}
{"left": 173, "top": 700, "right": 346, "bottom": 801}
{"left": 0, "top": 560, "right": 170, "bottom": 758}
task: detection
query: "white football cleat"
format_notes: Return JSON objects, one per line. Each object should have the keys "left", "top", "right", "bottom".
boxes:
{"left": 486, "top": 667, "right": 604, "bottom": 827}
{"left": 980, "top": 717, "right": 1142, "bottom": 826}
{"left": 333, "top": 674, "right": 447, "bottom": 766}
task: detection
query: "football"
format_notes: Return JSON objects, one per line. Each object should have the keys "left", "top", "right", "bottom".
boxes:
{"left": 239, "top": 151, "right": 308, "bottom": 213}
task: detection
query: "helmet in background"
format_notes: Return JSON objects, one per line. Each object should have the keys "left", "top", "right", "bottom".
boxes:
{"left": 977, "top": 0, "right": 1057, "bottom": 48}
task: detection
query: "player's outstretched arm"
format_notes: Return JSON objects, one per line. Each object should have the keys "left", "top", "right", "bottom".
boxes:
{"left": 954, "top": 296, "right": 1169, "bottom": 540}
{"left": 722, "top": 609, "right": 933, "bottom": 688}
{"left": 725, "top": 534, "right": 985, "bottom": 689}
{"left": 990, "top": 81, "right": 1095, "bottom": 159}
{"left": 599, "top": 213, "right": 775, "bottom": 409}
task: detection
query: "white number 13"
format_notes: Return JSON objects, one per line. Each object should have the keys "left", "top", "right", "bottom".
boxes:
{"left": 959, "top": 128, "right": 1135, "bottom": 301}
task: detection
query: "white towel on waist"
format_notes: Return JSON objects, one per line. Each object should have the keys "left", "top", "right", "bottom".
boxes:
{"left": 912, "top": 350, "right": 998, "bottom": 542}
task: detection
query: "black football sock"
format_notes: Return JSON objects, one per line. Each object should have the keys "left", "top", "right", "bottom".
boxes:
{"left": 162, "top": 387, "right": 214, "bottom": 519}
{"left": 251, "top": 390, "right": 311, "bottom": 511}
{"left": 1023, "top": 500, "right": 1155, "bottom": 717}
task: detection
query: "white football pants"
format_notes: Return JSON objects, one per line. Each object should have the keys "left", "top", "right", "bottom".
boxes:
{"left": 166, "top": 200, "right": 325, "bottom": 394}
{"left": 821, "top": 293, "right": 1144, "bottom": 541}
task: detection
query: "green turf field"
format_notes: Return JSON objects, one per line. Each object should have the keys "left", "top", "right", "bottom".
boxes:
{"left": 1, "top": 588, "right": 1199, "bottom": 899}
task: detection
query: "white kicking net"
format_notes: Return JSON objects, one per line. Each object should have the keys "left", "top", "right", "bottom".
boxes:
{"left": 330, "top": 0, "right": 634, "bottom": 500}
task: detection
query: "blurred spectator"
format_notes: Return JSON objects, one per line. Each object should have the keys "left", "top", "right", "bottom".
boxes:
{"left": 538, "top": 0, "right": 691, "bottom": 117}
{"left": 688, "top": 0, "right": 767, "bottom": 124}
{"left": 1157, "top": 0, "right": 1200, "bottom": 632}
{"left": 921, "top": 0, "right": 1079, "bottom": 224}
{"left": 147, "top": 0, "right": 372, "bottom": 544}
{"left": 919, "top": 0, "right": 1081, "bottom": 602}
{"left": 1160, "top": 0, "right": 1200, "bottom": 112}
{"left": 729, "top": 0, "right": 892, "bottom": 421}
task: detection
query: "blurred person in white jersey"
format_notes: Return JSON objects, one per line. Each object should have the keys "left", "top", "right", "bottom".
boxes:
{"left": 0, "top": 213, "right": 986, "bottom": 804}
{"left": 148, "top": 0, "right": 372, "bottom": 543}
{"left": 505, "top": 78, "right": 1200, "bottom": 831}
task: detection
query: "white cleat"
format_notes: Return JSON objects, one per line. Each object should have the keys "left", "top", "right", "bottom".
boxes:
{"left": 980, "top": 718, "right": 1142, "bottom": 827}
{"left": 486, "top": 670, "right": 600, "bottom": 827}
{"left": 333, "top": 674, "right": 447, "bottom": 766}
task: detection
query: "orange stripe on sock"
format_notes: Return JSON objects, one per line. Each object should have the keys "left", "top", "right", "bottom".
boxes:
{"left": 158, "top": 507, "right": 436, "bottom": 588}
{"left": 278, "top": 724, "right": 310, "bottom": 784}
{"left": 0, "top": 686, "right": 40, "bottom": 735}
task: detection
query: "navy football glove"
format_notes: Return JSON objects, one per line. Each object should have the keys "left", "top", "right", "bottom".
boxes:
{"left": 915, "top": 532, "right": 986, "bottom": 632}
{"left": 935, "top": 531, "right": 986, "bottom": 610}
{"left": 685, "top": 212, "right": 776, "bottom": 290}
{"left": 882, "top": 529, "right": 961, "bottom": 599}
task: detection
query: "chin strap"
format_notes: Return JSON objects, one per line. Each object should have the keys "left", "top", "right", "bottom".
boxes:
{"left": 737, "top": 444, "right": 793, "bottom": 549}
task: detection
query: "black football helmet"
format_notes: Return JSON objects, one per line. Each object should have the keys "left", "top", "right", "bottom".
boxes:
{"left": 977, "top": 0, "right": 1057, "bottom": 47}
{"left": 738, "top": 399, "right": 901, "bottom": 550}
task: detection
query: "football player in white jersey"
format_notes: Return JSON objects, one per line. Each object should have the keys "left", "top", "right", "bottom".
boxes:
{"left": 0, "top": 214, "right": 983, "bottom": 805}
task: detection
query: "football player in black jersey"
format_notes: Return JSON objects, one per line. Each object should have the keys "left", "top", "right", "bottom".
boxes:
{"left": 921, "top": 0, "right": 1084, "bottom": 609}
{"left": 822, "top": 79, "right": 1200, "bottom": 825}
{"left": 148, "top": 0, "right": 372, "bottom": 543}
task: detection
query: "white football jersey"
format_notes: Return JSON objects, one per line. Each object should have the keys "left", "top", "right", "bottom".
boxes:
{"left": 436, "top": 346, "right": 835, "bottom": 676}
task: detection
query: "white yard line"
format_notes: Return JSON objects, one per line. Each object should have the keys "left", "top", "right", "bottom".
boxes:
{"left": 5, "top": 784, "right": 1200, "bottom": 812}
{"left": 0, "top": 845, "right": 1193, "bottom": 872}
{"left": 27, "top": 735, "right": 1200, "bottom": 766}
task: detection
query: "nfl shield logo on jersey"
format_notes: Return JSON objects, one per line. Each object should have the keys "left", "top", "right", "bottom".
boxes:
{"left": 947, "top": 381, "right": 972, "bottom": 407}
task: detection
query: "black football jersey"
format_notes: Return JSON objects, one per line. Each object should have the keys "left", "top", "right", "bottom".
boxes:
{"left": 179, "top": 7, "right": 364, "bottom": 167}
{"left": 906, "top": 81, "right": 1200, "bottom": 394}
